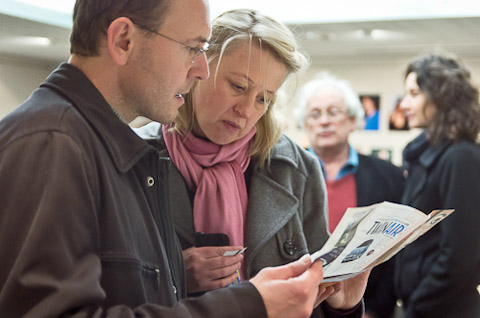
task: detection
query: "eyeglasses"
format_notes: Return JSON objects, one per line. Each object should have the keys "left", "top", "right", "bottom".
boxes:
{"left": 132, "top": 21, "right": 209, "bottom": 63}
{"left": 305, "top": 108, "right": 347, "bottom": 122}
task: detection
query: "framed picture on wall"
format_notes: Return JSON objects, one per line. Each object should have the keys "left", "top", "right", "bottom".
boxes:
{"left": 359, "top": 95, "right": 380, "bottom": 131}
{"left": 388, "top": 95, "right": 410, "bottom": 131}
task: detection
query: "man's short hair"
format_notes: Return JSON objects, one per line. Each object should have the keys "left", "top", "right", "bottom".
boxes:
{"left": 70, "top": 0, "right": 171, "bottom": 56}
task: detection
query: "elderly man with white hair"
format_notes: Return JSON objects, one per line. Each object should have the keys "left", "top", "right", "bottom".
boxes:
{"left": 295, "top": 72, "right": 404, "bottom": 318}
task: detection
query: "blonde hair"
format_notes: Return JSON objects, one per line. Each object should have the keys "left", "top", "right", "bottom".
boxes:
{"left": 173, "top": 9, "right": 309, "bottom": 166}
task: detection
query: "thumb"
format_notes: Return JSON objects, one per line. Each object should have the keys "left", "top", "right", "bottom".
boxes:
{"left": 276, "top": 254, "right": 312, "bottom": 280}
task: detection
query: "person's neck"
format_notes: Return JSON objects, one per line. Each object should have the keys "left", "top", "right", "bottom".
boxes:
{"left": 68, "top": 54, "right": 134, "bottom": 123}
{"left": 313, "top": 144, "right": 350, "bottom": 181}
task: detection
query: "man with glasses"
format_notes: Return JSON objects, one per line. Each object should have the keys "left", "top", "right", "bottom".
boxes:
{"left": 295, "top": 72, "right": 404, "bottom": 318}
{"left": 0, "top": 1, "right": 331, "bottom": 317}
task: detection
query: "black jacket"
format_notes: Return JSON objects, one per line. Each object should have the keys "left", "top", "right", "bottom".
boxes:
{"left": 355, "top": 155, "right": 404, "bottom": 318}
{"left": 394, "top": 132, "right": 480, "bottom": 318}
{"left": 0, "top": 63, "right": 265, "bottom": 318}
{"left": 356, "top": 154, "right": 404, "bottom": 207}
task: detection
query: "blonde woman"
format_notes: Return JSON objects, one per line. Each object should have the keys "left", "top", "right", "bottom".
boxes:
{"left": 139, "top": 9, "right": 368, "bottom": 317}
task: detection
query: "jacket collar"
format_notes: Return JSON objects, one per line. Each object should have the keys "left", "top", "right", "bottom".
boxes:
{"left": 267, "top": 134, "right": 300, "bottom": 168}
{"left": 403, "top": 131, "right": 451, "bottom": 169}
{"left": 42, "top": 63, "right": 152, "bottom": 173}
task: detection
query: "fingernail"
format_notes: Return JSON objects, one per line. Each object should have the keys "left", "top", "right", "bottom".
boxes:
{"left": 300, "top": 254, "right": 311, "bottom": 264}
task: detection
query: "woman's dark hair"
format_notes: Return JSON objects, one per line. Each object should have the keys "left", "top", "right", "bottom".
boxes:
{"left": 405, "top": 52, "right": 480, "bottom": 146}
{"left": 70, "top": 0, "right": 171, "bottom": 56}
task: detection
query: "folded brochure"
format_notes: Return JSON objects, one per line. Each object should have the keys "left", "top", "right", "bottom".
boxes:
{"left": 311, "top": 201, "right": 454, "bottom": 283}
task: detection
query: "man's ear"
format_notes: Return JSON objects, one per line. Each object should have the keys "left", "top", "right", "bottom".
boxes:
{"left": 107, "top": 17, "right": 136, "bottom": 66}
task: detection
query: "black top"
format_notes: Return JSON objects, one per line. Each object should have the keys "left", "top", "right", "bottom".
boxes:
{"left": 394, "top": 132, "right": 480, "bottom": 318}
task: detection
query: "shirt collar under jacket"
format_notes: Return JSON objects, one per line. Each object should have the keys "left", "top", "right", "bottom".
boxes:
{"left": 309, "top": 145, "right": 358, "bottom": 181}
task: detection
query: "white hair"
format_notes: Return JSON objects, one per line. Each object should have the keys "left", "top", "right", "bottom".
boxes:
{"left": 294, "top": 72, "right": 364, "bottom": 128}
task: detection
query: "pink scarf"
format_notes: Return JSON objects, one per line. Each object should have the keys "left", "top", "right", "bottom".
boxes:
{"left": 162, "top": 124, "right": 256, "bottom": 250}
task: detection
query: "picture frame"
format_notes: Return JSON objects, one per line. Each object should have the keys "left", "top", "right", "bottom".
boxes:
{"left": 359, "top": 95, "right": 380, "bottom": 131}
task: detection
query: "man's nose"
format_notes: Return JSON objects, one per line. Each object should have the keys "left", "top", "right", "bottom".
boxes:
{"left": 190, "top": 52, "right": 210, "bottom": 81}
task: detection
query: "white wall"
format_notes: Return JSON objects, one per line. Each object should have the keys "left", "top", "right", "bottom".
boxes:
{"left": 0, "top": 56, "right": 56, "bottom": 119}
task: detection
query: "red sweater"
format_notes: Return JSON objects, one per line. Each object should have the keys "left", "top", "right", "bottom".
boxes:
{"left": 325, "top": 174, "right": 357, "bottom": 233}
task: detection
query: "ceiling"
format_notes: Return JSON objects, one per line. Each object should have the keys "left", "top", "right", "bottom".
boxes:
{"left": 294, "top": 16, "right": 480, "bottom": 63}
{"left": 1, "top": 10, "right": 480, "bottom": 66}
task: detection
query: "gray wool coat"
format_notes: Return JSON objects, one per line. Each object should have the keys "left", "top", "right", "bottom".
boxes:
{"left": 136, "top": 124, "right": 364, "bottom": 317}
{"left": 137, "top": 123, "right": 330, "bottom": 279}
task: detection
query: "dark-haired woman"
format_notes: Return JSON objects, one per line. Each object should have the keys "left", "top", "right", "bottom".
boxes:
{"left": 393, "top": 52, "right": 480, "bottom": 318}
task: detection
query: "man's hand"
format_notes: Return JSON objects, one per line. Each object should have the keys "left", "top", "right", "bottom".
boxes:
{"left": 182, "top": 246, "right": 244, "bottom": 292}
{"left": 250, "top": 254, "right": 335, "bottom": 318}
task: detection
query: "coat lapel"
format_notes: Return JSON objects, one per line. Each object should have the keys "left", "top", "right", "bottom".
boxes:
{"left": 244, "top": 171, "right": 298, "bottom": 271}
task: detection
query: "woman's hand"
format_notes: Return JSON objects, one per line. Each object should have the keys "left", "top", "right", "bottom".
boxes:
{"left": 182, "top": 246, "right": 244, "bottom": 292}
{"left": 324, "top": 269, "right": 371, "bottom": 310}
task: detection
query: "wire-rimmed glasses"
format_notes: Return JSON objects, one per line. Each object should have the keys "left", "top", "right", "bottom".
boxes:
{"left": 132, "top": 21, "right": 209, "bottom": 63}
{"left": 306, "top": 107, "right": 347, "bottom": 122}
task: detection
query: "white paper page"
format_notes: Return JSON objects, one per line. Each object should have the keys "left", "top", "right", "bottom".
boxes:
{"left": 312, "top": 201, "right": 428, "bottom": 280}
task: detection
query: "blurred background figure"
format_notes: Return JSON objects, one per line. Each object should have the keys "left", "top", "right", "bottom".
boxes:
{"left": 391, "top": 52, "right": 480, "bottom": 318}
{"left": 361, "top": 95, "right": 380, "bottom": 130}
{"left": 295, "top": 72, "right": 404, "bottom": 318}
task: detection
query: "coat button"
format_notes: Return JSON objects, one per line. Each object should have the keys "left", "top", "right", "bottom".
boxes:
{"left": 283, "top": 240, "right": 296, "bottom": 256}
{"left": 146, "top": 176, "right": 155, "bottom": 187}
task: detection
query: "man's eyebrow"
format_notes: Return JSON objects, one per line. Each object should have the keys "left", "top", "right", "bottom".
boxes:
{"left": 192, "top": 36, "right": 209, "bottom": 44}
